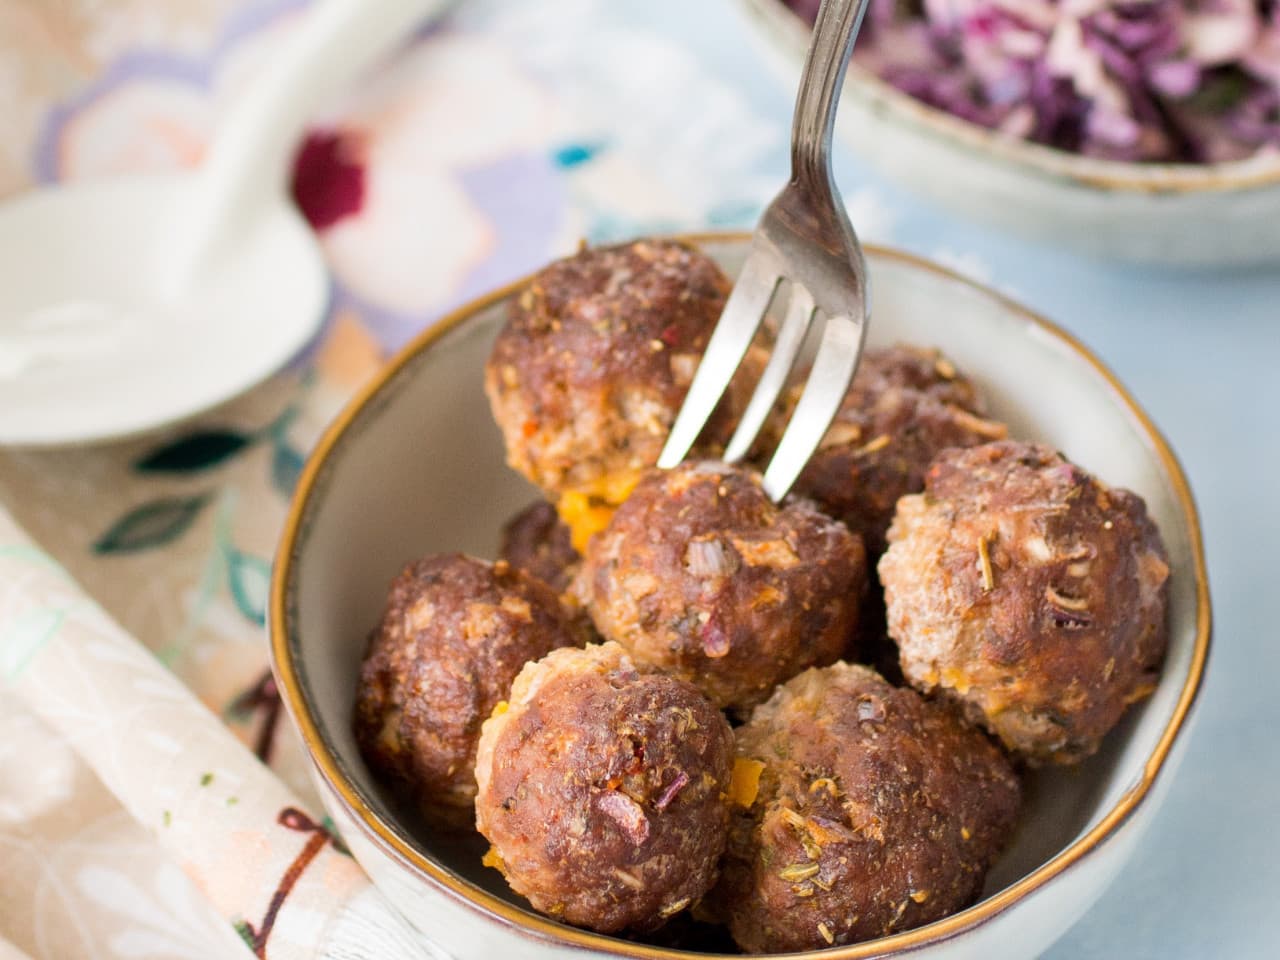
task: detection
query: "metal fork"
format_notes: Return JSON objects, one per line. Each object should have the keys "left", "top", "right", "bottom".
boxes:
{"left": 657, "top": 0, "right": 871, "bottom": 502}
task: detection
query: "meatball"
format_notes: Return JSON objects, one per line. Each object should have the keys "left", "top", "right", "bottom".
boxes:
{"left": 574, "top": 461, "right": 867, "bottom": 713}
{"left": 484, "top": 239, "right": 755, "bottom": 550}
{"left": 474, "top": 642, "right": 733, "bottom": 933}
{"left": 766, "top": 345, "right": 1006, "bottom": 557}
{"left": 714, "top": 663, "right": 1021, "bottom": 953}
{"left": 353, "top": 555, "right": 583, "bottom": 826}
{"left": 498, "top": 500, "right": 581, "bottom": 593}
{"left": 879, "top": 441, "right": 1170, "bottom": 764}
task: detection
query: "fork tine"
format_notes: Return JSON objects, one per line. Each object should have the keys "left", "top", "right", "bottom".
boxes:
{"left": 722, "top": 283, "right": 815, "bottom": 464}
{"left": 657, "top": 249, "right": 781, "bottom": 469}
{"left": 761, "top": 311, "right": 865, "bottom": 502}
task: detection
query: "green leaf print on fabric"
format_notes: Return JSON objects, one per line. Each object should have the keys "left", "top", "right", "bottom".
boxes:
{"left": 271, "top": 441, "right": 305, "bottom": 496}
{"left": 227, "top": 549, "right": 270, "bottom": 627}
{"left": 135, "top": 430, "right": 254, "bottom": 473}
{"left": 93, "top": 494, "right": 212, "bottom": 554}
{"left": 320, "top": 815, "right": 352, "bottom": 856}
{"left": 232, "top": 920, "right": 256, "bottom": 951}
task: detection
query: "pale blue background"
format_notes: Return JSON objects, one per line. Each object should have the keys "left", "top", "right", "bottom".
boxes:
{"left": 585, "top": 2, "right": 1280, "bottom": 957}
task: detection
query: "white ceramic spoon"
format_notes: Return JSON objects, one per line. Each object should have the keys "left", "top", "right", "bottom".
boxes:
{"left": 0, "top": 0, "right": 451, "bottom": 447}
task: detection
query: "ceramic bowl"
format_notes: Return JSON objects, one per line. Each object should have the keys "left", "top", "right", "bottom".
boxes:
{"left": 737, "top": 0, "right": 1280, "bottom": 268}
{"left": 270, "top": 233, "right": 1211, "bottom": 960}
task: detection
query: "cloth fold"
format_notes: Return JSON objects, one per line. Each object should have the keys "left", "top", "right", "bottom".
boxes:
{"left": 0, "top": 505, "right": 445, "bottom": 960}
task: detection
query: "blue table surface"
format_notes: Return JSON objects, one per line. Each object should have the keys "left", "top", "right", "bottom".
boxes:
{"left": 597, "top": 2, "right": 1279, "bottom": 957}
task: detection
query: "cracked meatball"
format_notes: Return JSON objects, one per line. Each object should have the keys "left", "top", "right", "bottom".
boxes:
{"left": 484, "top": 239, "right": 759, "bottom": 551}
{"left": 353, "top": 555, "right": 584, "bottom": 827}
{"left": 765, "top": 345, "right": 1007, "bottom": 557}
{"left": 498, "top": 500, "right": 581, "bottom": 593}
{"left": 573, "top": 461, "right": 867, "bottom": 713}
{"left": 879, "top": 441, "right": 1170, "bottom": 764}
{"left": 714, "top": 663, "right": 1021, "bottom": 953}
{"left": 474, "top": 642, "right": 733, "bottom": 934}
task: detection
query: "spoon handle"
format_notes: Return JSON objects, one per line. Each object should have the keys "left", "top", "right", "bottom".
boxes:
{"left": 179, "top": 0, "right": 451, "bottom": 278}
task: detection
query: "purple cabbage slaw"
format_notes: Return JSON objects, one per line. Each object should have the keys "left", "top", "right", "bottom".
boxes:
{"left": 784, "top": 0, "right": 1280, "bottom": 162}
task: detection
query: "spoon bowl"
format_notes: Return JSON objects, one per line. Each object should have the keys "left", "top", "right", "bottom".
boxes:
{"left": 0, "top": 175, "right": 327, "bottom": 446}
{"left": 0, "top": 0, "right": 453, "bottom": 447}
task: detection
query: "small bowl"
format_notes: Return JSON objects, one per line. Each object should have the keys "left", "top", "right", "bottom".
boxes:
{"left": 270, "top": 233, "right": 1211, "bottom": 959}
{"left": 738, "top": 0, "right": 1280, "bottom": 268}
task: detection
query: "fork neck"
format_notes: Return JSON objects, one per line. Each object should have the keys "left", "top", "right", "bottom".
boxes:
{"left": 788, "top": 0, "right": 869, "bottom": 196}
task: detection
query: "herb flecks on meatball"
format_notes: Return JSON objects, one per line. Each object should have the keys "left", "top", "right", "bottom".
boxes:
{"left": 353, "top": 554, "right": 584, "bottom": 826}
{"left": 714, "top": 663, "right": 1021, "bottom": 953}
{"left": 879, "top": 440, "right": 1170, "bottom": 764}
{"left": 475, "top": 642, "right": 734, "bottom": 934}
{"left": 767, "top": 344, "right": 1006, "bottom": 557}
{"left": 574, "top": 461, "right": 867, "bottom": 713}
{"left": 484, "top": 239, "right": 755, "bottom": 552}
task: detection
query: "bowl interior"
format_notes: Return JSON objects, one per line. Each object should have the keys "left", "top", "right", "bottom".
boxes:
{"left": 277, "top": 237, "right": 1203, "bottom": 951}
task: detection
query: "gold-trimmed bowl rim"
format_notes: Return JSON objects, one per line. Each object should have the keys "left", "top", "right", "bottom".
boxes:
{"left": 270, "top": 233, "right": 1212, "bottom": 959}
{"left": 742, "top": 0, "right": 1280, "bottom": 195}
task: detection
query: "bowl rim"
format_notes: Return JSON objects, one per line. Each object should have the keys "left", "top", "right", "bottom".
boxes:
{"left": 742, "top": 0, "right": 1280, "bottom": 195}
{"left": 270, "top": 233, "right": 1213, "bottom": 959}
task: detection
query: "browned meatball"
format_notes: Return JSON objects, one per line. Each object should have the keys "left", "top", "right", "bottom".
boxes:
{"left": 498, "top": 500, "right": 581, "bottom": 593}
{"left": 474, "top": 642, "right": 733, "bottom": 933}
{"left": 879, "top": 441, "right": 1170, "bottom": 764}
{"left": 574, "top": 461, "right": 867, "bottom": 713}
{"left": 714, "top": 663, "right": 1021, "bottom": 953}
{"left": 766, "top": 345, "right": 1006, "bottom": 557}
{"left": 484, "top": 240, "right": 756, "bottom": 550}
{"left": 353, "top": 555, "right": 583, "bottom": 826}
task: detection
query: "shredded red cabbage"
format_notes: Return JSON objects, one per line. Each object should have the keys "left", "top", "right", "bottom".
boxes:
{"left": 784, "top": 0, "right": 1280, "bottom": 162}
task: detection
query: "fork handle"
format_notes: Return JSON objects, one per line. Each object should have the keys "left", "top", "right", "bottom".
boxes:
{"left": 790, "top": 0, "right": 869, "bottom": 193}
